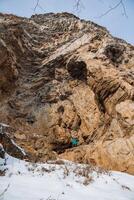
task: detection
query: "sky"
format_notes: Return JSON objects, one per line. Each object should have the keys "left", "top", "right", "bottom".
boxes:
{"left": 0, "top": 0, "right": 134, "bottom": 44}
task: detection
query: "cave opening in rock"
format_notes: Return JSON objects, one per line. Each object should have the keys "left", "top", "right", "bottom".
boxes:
{"left": 67, "top": 60, "right": 87, "bottom": 81}
{"left": 104, "top": 44, "right": 125, "bottom": 63}
{"left": 52, "top": 143, "right": 72, "bottom": 154}
{"left": 57, "top": 105, "right": 64, "bottom": 114}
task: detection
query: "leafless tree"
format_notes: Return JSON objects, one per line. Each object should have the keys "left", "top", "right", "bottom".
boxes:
{"left": 34, "top": 0, "right": 45, "bottom": 13}
{"left": 98, "top": 0, "right": 127, "bottom": 18}
{"left": 34, "top": 0, "right": 127, "bottom": 18}
{"left": 74, "top": 0, "right": 85, "bottom": 13}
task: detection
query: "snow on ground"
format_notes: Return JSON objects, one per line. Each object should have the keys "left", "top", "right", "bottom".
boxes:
{"left": 0, "top": 155, "right": 134, "bottom": 200}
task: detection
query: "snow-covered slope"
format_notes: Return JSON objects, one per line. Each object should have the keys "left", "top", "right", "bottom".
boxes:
{"left": 0, "top": 155, "right": 134, "bottom": 200}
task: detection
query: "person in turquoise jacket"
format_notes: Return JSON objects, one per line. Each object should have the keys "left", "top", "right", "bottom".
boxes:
{"left": 67, "top": 127, "right": 79, "bottom": 147}
{"left": 71, "top": 128, "right": 79, "bottom": 147}
{"left": 71, "top": 137, "right": 79, "bottom": 147}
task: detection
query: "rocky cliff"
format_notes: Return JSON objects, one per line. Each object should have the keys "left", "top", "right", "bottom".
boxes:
{"left": 0, "top": 12, "right": 134, "bottom": 174}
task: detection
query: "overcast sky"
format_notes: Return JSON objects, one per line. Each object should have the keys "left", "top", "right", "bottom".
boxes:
{"left": 0, "top": 0, "right": 134, "bottom": 44}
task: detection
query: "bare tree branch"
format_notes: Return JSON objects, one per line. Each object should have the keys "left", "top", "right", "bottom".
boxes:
{"left": 120, "top": 0, "right": 128, "bottom": 17}
{"left": 34, "top": 0, "right": 40, "bottom": 12}
{"left": 98, "top": 0, "right": 127, "bottom": 18}
{"left": 0, "top": 184, "right": 10, "bottom": 198}
{"left": 75, "top": 0, "right": 81, "bottom": 10}
{"left": 74, "top": 0, "right": 85, "bottom": 15}
{"left": 34, "top": 0, "right": 45, "bottom": 13}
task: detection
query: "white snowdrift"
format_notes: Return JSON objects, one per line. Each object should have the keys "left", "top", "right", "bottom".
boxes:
{"left": 0, "top": 155, "right": 134, "bottom": 200}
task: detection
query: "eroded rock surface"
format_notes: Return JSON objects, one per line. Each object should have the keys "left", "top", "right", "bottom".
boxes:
{"left": 0, "top": 123, "right": 26, "bottom": 159}
{"left": 0, "top": 12, "right": 134, "bottom": 173}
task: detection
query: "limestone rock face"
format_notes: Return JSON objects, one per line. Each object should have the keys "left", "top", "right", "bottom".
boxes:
{"left": 0, "top": 123, "right": 26, "bottom": 159}
{"left": 0, "top": 12, "right": 134, "bottom": 173}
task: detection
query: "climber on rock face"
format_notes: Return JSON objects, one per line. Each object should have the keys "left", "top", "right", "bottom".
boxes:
{"left": 71, "top": 137, "right": 79, "bottom": 147}
{"left": 70, "top": 128, "right": 79, "bottom": 147}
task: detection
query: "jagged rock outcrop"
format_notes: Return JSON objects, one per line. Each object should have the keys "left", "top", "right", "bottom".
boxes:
{"left": 0, "top": 12, "right": 134, "bottom": 173}
{"left": 0, "top": 123, "right": 26, "bottom": 159}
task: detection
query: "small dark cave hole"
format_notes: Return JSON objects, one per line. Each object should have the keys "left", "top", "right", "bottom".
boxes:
{"left": 104, "top": 44, "right": 125, "bottom": 63}
{"left": 67, "top": 60, "right": 87, "bottom": 81}
{"left": 52, "top": 143, "right": 72, "bottom": 154}
{"left": 57, "top": 105, "right": 64, "bottom": 114}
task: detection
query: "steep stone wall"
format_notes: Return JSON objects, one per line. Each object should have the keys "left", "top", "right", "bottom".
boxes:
{"left": 0, "top": 12, "right": 133, "bottom": 173}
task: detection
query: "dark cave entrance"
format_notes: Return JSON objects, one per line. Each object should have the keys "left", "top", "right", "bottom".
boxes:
{"left": 67, "top": 60, "right": 87, "bottom": 81}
